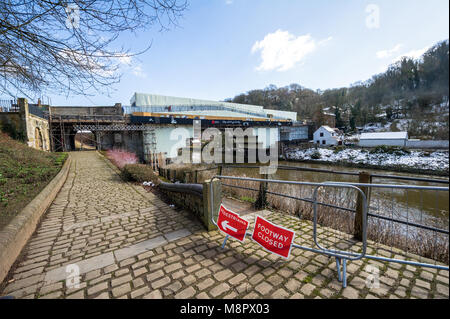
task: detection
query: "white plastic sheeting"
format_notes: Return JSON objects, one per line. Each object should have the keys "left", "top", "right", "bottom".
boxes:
{"left": 129, "top": 93, "right": 297, "bottom": 121}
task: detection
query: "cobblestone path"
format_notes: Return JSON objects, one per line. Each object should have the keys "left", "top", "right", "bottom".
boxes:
{"left": 0, "top": 151, "right": 448, "bottom": 299}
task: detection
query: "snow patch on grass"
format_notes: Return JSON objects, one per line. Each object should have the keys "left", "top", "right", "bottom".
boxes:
{"left": 285, "top": 147, "right": 449, "bottom": 172}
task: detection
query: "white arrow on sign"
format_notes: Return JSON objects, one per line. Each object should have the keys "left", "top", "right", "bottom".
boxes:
{"left": 221, "top": 221, "right": 238, "bottom": 233}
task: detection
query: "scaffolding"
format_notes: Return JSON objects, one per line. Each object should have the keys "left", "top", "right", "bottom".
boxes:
{"left": 48, "top": 109, "right": 67, "bottom": 152}
{"left": 48, "top": 110, "right": 157, "bottom": 153}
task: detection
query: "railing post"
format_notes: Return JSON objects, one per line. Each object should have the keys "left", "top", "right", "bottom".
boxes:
{"left": 354, "top": 171, "right": 371, "bottom": 241}
{"left": 203, "top": 178, "right": 220, "bottom": 231}
{"left": 255, "top": 173, "right": 268, "bottom": 209}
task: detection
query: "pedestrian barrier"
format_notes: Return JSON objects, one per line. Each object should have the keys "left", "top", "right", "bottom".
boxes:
{"left": 209, "top": 176, "right": 449, "bottom": 288}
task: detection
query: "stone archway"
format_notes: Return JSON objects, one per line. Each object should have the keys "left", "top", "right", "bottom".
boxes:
{"left": 34, "top": 127, "right": 43, "bottom": 150}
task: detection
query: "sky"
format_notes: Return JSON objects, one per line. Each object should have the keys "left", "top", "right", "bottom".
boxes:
{"left": 41, "top": 0, "right": 450, "bottom": 106}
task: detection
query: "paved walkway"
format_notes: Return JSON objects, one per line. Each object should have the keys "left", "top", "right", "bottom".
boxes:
{"left": 0, "top": 151, "right": 448, "bottom": 299}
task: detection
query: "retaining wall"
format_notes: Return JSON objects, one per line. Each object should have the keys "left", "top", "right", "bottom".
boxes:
{"left": 0, "top": 156, "right": 72, "bottom": 284}
{"left": 406, "top": 140, "right": 449, "bottom": 149}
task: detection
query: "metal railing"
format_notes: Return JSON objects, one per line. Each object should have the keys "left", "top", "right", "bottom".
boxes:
{"left": 0, "top": 99, "right": 18, "bottom": 112}
{"left": 221, "top": 164, "right": 449, "bottom": 184}
{"left": 47, "top": 113, "right": 125, "bottom": 122}
{"left": 210, "top": 175, "right": 449, "bottom": 288}
{"left": 158, "top": 182, "right": 203, "bottom": 197}
{"left": 171, "top": 164, "right": 448, "bottom": 193}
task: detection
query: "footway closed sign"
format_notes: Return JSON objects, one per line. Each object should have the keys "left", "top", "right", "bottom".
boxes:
{"left": 251, "top": 215, "right": 295, "bottom": 259}
{"left": 217, "top": 205, "right": 249, "bottom": 242}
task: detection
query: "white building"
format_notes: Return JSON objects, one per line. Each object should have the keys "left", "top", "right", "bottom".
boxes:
{"left": 359, "top": 131, "right": 408, "bottom": 147}
{"left": 313, "top": 126, "right": 343, "bottom": 146}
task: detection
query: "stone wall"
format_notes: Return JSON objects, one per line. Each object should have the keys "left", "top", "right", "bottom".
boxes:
{"left": 158, "top": 179, "right": 220, "bottom": 231}
{"left": 0, "top": 98, "right": 51, "bottom": 151}
{"left": 50, "top": 104, "right": 122, "bottom": 116}
{"left": 25, "top": 114, "right": 51, "bottom": 151}
{"left": 160, "top": 187, "right": 204, "bottom": 221}
{"left": 0, "top": 156, "right": 71, "bottom": 284}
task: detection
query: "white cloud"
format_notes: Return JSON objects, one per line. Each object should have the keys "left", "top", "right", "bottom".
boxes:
{"left": 115, "top": 54, "right": 132, "bottom": 65}
{"left": 112, "top": 53, "right": 147, "bottom": 78}
{"left": 376, "top": 44, "right": 403, "bottom": 59}
{"left": 394, "top": 46, "right": 429, "bottom": 62}
{"left": 131, "top": 65, "right": 147, "bottom": 78}
{"left": 251, "top": 30, "right": 329, "bottom": 72}
{"left": 379, "top": 45, "right": 431, "bottom": 73}
{"left": 318, "top": 36, "right": 333, "bottom": 46}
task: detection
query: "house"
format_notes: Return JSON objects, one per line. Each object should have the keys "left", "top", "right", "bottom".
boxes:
{"left": 313, "top": 126, "right": 343, "bottom": 146}
{"left": 359, "top": 131, "right": 408, "bottom": 147}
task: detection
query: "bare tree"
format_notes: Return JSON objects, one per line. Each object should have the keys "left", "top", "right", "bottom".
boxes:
{"left": 0, "top": 0, "right": 188, "bottom": 98}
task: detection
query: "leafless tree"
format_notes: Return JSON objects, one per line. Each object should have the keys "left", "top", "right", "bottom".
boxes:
{"left": 0, "top": 0, "right": 188, "bottom": 98}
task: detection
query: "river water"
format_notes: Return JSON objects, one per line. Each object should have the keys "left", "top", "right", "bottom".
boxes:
{"left": 221, "top": 161, "right": 449, "bottom": 229}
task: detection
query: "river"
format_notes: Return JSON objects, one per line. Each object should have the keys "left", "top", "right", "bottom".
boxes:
{"left": 220, "top": 161, "right": 449, "bottom": 229}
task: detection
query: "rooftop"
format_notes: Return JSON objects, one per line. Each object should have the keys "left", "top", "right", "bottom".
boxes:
{"left": 129, "top": 93, "right": 297, "bottom": 121}
{"left": 360, "top": 131, "right": 408, "bottom": 140}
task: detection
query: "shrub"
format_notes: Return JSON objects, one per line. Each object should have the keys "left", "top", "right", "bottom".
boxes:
{"left": 1, "top": 122, "right": 26, "bottom": 141}
{"left": 333, "top": 146, "right": 346, "bottom": 154}
{"left": 122, "top": 164, "right": 159, "bottom": 184}
{"left": 310, "top": 150, "right": 322, "bottom": 159}
{"left": 369, "top": 145, "right": 411, "bottom": 156}
{"left": 106, "top": 149, "right": 138, "bottom": 169}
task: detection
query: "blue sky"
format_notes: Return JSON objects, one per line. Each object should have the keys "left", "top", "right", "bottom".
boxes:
{"left": 48, "top": 0, "right": 449, "bottom": 106}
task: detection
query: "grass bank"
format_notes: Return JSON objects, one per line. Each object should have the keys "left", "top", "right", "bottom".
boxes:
{"left": 0, "top": 132, "right": 67, "bottom": 230}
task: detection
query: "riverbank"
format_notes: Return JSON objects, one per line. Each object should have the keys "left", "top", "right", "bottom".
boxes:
{"left": 284, "top": 147, "right": 449, "bottom": 177}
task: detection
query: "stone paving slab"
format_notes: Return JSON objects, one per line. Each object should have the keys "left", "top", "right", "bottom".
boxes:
{"left": 0, "top": 151, "right": 448, "bottom": 299}
{"left": 44, "top": 252, "right": 115, "bottom": 284}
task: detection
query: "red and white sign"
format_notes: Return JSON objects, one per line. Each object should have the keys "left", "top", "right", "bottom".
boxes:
{"left": 251, "top": 215, "right": 295, "bottom": 259}
{"left": 217, "top": 205, "right": 249, "bottom": 242}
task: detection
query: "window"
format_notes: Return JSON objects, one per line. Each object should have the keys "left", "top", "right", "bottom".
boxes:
{"left": 320, "top": 132, "right": 324, "bottom": 137}
{"left": 317, "top": 140, "right": 320, "bottom": 144}
{"left": 322, "top": 140, "right": 326, "bottom": 145}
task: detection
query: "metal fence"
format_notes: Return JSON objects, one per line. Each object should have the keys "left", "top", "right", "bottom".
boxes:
{"left": 177, "top": 164, "right": 449, "bottom": 185}
{"left": 210, "top": 175, "right": 449, "bottom": 288}
{"left": 0, "top": 99, "right": 18, "bottom": 112}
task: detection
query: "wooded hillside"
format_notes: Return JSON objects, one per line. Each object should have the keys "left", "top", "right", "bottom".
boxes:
{"left": 227, "top": 40, "right": 449, "bottom": 139}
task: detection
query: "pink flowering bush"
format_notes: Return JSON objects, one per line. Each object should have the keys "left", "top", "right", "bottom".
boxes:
{"left": 106, "top": 149, "right": 138, "bottom": 169}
